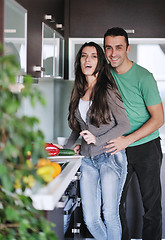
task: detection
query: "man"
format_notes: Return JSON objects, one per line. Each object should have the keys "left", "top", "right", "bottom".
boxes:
{"left": 104, "top": 27, "right": 164, "bottom": 240}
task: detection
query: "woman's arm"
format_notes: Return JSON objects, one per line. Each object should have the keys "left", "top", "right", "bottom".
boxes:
{"left": 63, "top": 130, "right": 80, "bottom": 149}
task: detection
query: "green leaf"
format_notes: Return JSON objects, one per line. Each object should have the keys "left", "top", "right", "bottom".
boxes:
{"left": 5, "top": 206, "right": 20, "bottom": 221}
{"left": 0, "top": 164, "right": 7, "bottom": 174}
{"left": 4, "top": 142, "right": 19, "bottom": 158}
{"left": 1, "top": 174, "right": 13, "bottom": 191}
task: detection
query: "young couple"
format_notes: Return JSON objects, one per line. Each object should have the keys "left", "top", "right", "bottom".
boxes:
{"left": 59, "top": 27, "right": 164, "bottom": 240}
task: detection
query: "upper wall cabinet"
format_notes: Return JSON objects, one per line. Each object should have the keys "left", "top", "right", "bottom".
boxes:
{"left": 68, "top": 0, "right": 165, "bottom": 38}
{"left": 4, "top": 0, "right": 27, "bottom": 74}
{"left": 42, "top": 23, "right": 64, "bottom": 78}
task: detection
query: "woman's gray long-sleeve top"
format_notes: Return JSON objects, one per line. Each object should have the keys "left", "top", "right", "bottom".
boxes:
{"left": 64, "top": 89, "right": 130, "bottom": 157}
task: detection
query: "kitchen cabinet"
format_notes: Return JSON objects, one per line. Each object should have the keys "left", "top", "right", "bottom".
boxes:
{"left": 42, "top": 23, "right": 64, "bottom": 78}
{"left": 29, "top": 155, "right": 94, "bottom": 239}
{"left": 17, "top": 0, "right": 64, "bottom": 78}
{"left": 64, "top": 181, "right": 93, "bottom": 239}
{"left": 29, "top": 156, "right": 82, "bottom": 240}
{"left": 30, "top": 156, "right": 82, "bottom": 210}
{"left": 64, "top": 0, "right": 165, "bottom": 78}
{"left": 67, "top": 0, "right": 165, "bottom": 38}
{"left": 0, "top": 0, "right": 64, "bottom": 77}
{"left": 4, "top": 0, "right": 27, "bottom": 74}
{"left": 47, "top": 178, "right": 82, "bottom": 240}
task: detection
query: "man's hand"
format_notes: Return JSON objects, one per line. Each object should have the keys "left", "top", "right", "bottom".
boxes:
{"left": 104, "top": 136, "right": 130, "bottom": 155}
{"left": 80, "top": 130, "right": 96, "bottom": 144}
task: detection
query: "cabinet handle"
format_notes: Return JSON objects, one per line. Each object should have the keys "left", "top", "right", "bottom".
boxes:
{"left": 125, "top": 29, "right": 135, "bottom": 34}
{"left": 72, "top": 171, "right": 81, "bottom": 181}
{"left": 56, "top": 195, "right": 68, "bottom": 208}
{"left": 33, "top": 66, "right": 45, "bottom": 72}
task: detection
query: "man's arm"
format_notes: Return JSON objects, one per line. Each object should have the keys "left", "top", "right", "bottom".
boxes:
{"left": 104, "top": 102, "right": 164, "bottom": 154}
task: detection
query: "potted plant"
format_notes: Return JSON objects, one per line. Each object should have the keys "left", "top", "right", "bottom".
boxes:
{"left": 0, "top": 46, "right": 58, "bottom": 240}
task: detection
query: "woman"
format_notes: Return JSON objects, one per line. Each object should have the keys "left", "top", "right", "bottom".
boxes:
{"left": 63, "top": 42, "right": 130, "bottom": 240}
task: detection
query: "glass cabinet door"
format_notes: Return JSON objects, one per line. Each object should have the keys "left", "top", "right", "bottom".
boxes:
{"left": 42, "top": 23, "right": 64, "bottom": 78}
{"left": 42, "top": 24, "right": 55, "bottom": 77}
{"left": 54, "top": 31, "right": 64, "bottom": 78}
{"left": 4, "top": 0, "right": 27, "bottom": 74}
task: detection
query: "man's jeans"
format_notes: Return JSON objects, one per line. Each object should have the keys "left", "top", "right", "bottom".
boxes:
{"left": 80, "top": 150, "right": 127, "bottom": 240}
{"left": 120, "top": 137, "right": 163, "bottom": 240}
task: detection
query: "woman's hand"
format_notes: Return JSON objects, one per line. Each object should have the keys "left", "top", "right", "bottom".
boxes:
{"left": 53, "top": 143, "right": 63, "bottom": 149}
{"left": 80, "top": 130, "right": 96, "bottom": 144}
{"left": 74, "top": 144, "right": 81, "bottom": 155}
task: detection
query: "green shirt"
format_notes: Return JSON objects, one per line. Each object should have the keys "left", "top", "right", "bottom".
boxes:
{"left": 111, "top": 62, "right": 162, "bottom": 147}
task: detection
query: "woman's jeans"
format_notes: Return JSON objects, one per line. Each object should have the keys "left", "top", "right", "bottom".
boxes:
{"left": 80, "top": 150, "right": 127, "bottom": 240}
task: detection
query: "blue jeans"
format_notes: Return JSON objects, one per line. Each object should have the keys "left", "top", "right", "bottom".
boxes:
{"left": 80, "top": 150, "right": 127, "bottom": 240}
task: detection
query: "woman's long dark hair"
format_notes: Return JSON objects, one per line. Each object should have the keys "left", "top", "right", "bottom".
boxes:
{"left": 68, "top": 42, "right": 121, "bottom": 130}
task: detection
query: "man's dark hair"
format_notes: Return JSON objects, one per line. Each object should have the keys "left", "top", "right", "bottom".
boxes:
{"left": 104, "top": 27, "right": 129, "bottom": 49}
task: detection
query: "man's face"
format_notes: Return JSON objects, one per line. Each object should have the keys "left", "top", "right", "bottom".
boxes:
{"left": 104, "top": 36, "right": 130, "bottom": 72}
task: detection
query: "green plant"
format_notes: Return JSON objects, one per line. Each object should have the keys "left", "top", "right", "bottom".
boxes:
{"left": 0, "top": 47, "right": 58, "bottom": 240}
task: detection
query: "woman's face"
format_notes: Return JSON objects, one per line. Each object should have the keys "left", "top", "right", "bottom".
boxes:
{"left": 80, "top": 46, "right": 98, "bottom": 77}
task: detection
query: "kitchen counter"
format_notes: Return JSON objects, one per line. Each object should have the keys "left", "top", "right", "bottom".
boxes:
{"left": 30, "top": 156, "right": 82, "bottom": 210}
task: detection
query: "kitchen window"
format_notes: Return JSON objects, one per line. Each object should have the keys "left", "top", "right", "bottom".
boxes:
{"left": 69, "top": 38, "right": 165, "bottom": 152}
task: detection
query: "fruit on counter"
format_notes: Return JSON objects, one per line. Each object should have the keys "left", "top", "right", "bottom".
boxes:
{"left": 14, "top": 178, "right": 22, "bottom": 189}
{"left": 37, "top": 158, "right": 51, "bottom": 167}
{"left": 36, "top": 158, "right": 62, "bottom": 183}
{"left": 37, "top": 165, "right": 54, "bottom": 183}
{"left": 14, "top": 175, "right": 36, "bottom": 189}
{"left": 26, "top": 159, "right": 33, "bottom": 169}
{"left": 45, "top": 143, "right": 60, "bottom": 156}
{"left": 23, "top": 175, "right": 36, "bottom": 188}
{"left": 58, "top": 149, "right": 75, "bottom": 156}
{"left": 51, "top": 162, "right": 62, "bottom": 178}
